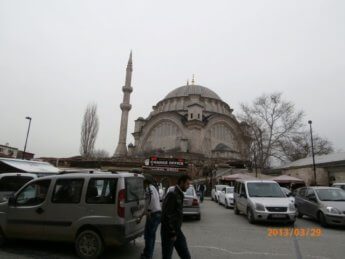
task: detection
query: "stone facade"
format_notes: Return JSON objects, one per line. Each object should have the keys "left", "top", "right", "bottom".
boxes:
{"left": 131, "top": 83, "right": 250, "bottom": 161}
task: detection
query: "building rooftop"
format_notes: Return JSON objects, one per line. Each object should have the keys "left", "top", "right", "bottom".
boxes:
{"left": 281, "top": 152, "right": 345, "bottom": 169}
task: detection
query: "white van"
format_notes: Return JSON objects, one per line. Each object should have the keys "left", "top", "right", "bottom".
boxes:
{"left": 0, "top": 172, "right": 145, "bottom": 259}
{"left": 233, "top": 180, "right": 296, "bottom": 225}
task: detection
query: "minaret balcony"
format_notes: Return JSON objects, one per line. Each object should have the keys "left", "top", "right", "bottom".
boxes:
{"left": 120, "top": 103, "right": 132, "bottom": 111}
{"left": 122, "top": 85, "right": 133, "bottom": 93}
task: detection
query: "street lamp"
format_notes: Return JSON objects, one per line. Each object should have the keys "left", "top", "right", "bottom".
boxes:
{"left": 22, "top": 116, "right": 32, "bottom": 160}
{"left": 308, "top": 120, "right": 317, "bottom": 185}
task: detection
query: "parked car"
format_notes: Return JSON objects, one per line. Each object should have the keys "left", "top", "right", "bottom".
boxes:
{"left": 332, "top": 183, "right": 345, "bottom": 191}
{"left": 294, "top": 186, "right": 345, "bottom": 227}
{"left": 0, "top": 172, "right": 146, "bottom": 259}
{"left": 218, "top": 186, "right": 234, "bottom": 208}
{"left": 212, "top": 184, "right": 227, "bottom": 202}
{"left": 233, "top": 180, "right": 296, "bottom": 225}
{"left": 166, "top": 185, "right": 201, "bottom": 220}
{"left": 0, "top": 173, "right": 38, "bottom": 203}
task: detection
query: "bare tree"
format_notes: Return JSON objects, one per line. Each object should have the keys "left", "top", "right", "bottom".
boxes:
{"left": 80, "top": 103, "right": 99, "bottom": 158}
{"left": 279, "top": 131, "right": 333, "bottom": 162}
{"left": 91, "top": 149, "right": 110, "bottom": 159}
{"left": 240, "top": 93, "right": 304, "bottom": 170}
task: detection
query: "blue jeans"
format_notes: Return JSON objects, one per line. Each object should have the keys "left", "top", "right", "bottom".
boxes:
{"left": 161, "top": 226, "right": 191, "bottom": 259}
{"left": 142, "top": 211, "right": 161, "bottom": 259}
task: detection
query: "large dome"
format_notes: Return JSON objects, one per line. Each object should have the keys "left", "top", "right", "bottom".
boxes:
{"left": 164, "top": 84, "right": 222, "bottom": 101}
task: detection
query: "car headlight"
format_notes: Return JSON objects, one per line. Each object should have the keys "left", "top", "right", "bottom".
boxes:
{"left": 289, "top": 203, "right": 295, "bottom": 211}
{"left": 326, "top": 207, "right": 341, "bottom": 214}
{"left": 255, "top": 203, "right": 265, "bottom": 211}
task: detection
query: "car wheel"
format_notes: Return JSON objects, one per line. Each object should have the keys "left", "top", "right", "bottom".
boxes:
{"left": 75, "top": 229, "right": 104, "bottom": 259}
{"left": 234, "top": 203, "right": 240, "bottom": 215}
{"left": 318, "top": 211, "right": 328, "bottom": 228}
{"left": 225, "top": 200, "right": 229, "bottom": 209}
{"left": 287, "top": 220, "right": 295, "bottom": 226}
{"left": 247, "top": 208, "right": 255, "bottom": 224}
{"left": 296, "top": 207, "right": 303, "bottom": 218}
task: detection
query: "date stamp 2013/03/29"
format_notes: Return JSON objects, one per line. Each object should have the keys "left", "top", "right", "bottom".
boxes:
{"left": 267, "top": 228, "right": 322, "bottom": 237}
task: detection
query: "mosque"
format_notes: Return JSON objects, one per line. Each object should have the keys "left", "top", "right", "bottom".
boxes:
{"left": 114, "top": 52, "right": 251, "bottom": 163}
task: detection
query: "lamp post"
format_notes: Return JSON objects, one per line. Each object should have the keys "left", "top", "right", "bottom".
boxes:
{"left": 22, "top": 116, "right": 32, "bottom": 160}
{"left": 308, "top": 120, "right": 317, "bottom": 185}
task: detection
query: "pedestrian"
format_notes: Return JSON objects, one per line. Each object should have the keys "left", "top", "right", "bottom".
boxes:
{"left": 199, "top": 184, "right": 205, "bottom": 202}
{"left": 140, "top": 174, "right": 161, "bottom": 259}
{"left": 161, "top": 175, "right": 192, "bottom": 259}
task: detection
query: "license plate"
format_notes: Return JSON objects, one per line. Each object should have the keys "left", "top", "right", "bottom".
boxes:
{"left": 183, "top": 200, "right": 189, "bottom": 206}
{"left": 271, "top": 214, "right": 286, "bottom": 218}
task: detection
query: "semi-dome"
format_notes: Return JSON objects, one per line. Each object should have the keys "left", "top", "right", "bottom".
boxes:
{"left": 164, "top": 84, "right": 221, "bottom": 101}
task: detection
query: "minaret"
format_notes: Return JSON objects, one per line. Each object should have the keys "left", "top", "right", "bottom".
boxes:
{"left": 114, "top": 51, "right": 133, "bottom": 157}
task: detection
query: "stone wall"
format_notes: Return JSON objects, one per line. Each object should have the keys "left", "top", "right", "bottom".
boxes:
{"left": 282, "top": 167, "right": 329, "bottom": 186}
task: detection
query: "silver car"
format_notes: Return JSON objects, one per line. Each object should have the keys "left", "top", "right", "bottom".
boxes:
{"left": 295, "top": 187, "right": 345, "bottom": 227}
{"left": 166, "top": 185, "right": 201, "bottom": 220}
{"left": 212, "top": 184, "right": 227, "bottom": 202}
{"left": 234, "top": 180, "right": 296, "bottom": 225}
{"left": 0, "top": 172, "right": 146, "bottom": 259}
{"left": 218, "top": 186, "right": 234, "bottom": 208}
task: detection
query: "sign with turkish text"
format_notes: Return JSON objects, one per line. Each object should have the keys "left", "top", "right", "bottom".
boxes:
{"left": 148, "top": 156, "right": 187, "bottom": 168}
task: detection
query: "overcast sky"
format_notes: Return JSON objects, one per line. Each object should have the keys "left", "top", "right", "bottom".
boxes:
{"left": 1, "top": 0, "right": 344, "bottom": 158}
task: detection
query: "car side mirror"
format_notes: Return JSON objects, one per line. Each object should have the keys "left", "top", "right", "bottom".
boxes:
{"left": 8, "top": 195, "right": 16, "bottom": 206}
{"left": 240, "top": 193, "right": 247, "bottom": 198}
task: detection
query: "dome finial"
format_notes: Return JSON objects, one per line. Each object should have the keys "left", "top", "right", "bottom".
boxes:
{"left": 191, "top": 74, "right": 195, "bottom": 85}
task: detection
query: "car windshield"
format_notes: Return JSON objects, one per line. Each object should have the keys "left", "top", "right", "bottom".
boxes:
{"left": 184, "top": 186, "right": 194, "bottom": 196}
{"left": 0, "top": 176, "right": 34, "bottom": 192}
{"left": 333, "top": 185, "right": 345, "bottom": 191}
{"left": 315, "top": 188, "right": 345, "bottom": 201}
{"left": 247, "top": 182, "right": 285, "bottom": 198}
{"left": 226, "top": 187, "right": 234, "bottom": 194}
{"left": 216, "top": 185, "right": 226, "bottom": 191}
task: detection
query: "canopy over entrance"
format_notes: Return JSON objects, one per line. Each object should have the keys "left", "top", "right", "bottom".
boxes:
{"left": 0, "top": 158, "right": 59, "bottom": 173}
{"left": 270, "top": 175, "right": 305, "bottom": 184}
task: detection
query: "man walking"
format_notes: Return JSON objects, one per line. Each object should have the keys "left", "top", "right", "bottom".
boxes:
{"left": 141, "top": 174, "right": 161, "bottom": 259}
{"left": 161, "top": 175, "right": 192, "bottom": 259}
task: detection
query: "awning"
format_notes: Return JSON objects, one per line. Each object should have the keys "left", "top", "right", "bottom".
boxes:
{"left": 270, "top": 175, "right": 305, "bottom": 184}
{"left": 0, "top": 158, "right": 60, "bottom": 173}
{"left": 221, "top": 173, "right": 256, "bottom": 181}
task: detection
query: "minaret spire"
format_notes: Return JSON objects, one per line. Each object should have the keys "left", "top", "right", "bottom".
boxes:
{"left": 114, "top": 51, "right": 133, "bottom": 157}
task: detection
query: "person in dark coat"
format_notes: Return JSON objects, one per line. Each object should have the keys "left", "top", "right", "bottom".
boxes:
{"left": 161, "top": 175, "right": 192, "bottom": 259}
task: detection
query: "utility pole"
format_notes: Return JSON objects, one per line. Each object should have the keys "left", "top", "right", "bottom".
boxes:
{"left": 308, "top": 120, "right": 317, "bottom": 185}
{"left": 23, "top": 116, "right": 32, "bottom": 159}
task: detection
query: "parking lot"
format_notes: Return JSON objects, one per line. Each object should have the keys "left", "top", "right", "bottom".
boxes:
{"left": 0, "top": 198, "right": 344, "bottom": 259}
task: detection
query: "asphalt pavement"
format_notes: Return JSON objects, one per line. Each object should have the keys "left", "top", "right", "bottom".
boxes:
{"left": 0, "top": 198, "right": 344, "bottom": 259}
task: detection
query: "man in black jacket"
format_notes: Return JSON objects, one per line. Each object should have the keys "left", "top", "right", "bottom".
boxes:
{"left": 161, "top": 175, "right": 192, "bottom": 259}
